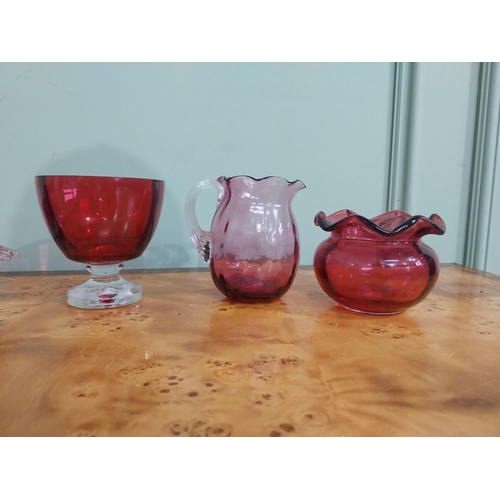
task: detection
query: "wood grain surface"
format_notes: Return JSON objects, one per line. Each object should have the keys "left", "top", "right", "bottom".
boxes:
{"left": 1, "top": 265, "right": 499, "bottom": 437}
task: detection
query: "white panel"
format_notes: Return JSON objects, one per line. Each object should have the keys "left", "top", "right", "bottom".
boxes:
{"left": 403, "top": 62, "right": 480, "bottom": 265}
{"left": 487, "top": 153, "right": 500, "bottom": 275}
{"left": 464, "top": 63, "right": 500, "bottom": 274}
{"left": 483, "top": 63, "right": 500, "bottom": 274}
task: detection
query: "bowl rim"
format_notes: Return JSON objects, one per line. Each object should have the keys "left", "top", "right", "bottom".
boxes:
{"left": 35, "top": 174, "right": 165, "bottom": 183}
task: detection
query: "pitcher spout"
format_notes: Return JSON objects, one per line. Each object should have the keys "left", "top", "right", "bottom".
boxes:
{"left": 289, "top": 178, "right": 306, "bottom": 195}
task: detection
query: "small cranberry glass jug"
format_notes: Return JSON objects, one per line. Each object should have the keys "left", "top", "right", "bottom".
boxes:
{"left": 185, "top": 175, "right": 305, "bottom": 302}
{"left": 313, "top": 209, "right": 446, "bottom": 314}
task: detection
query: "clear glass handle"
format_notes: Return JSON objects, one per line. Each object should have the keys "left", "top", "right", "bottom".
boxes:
{"left": 184, "top": 179, "right": 224, "bottom": 263}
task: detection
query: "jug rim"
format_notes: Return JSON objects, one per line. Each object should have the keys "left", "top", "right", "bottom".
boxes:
{"left": 218, "top": 175, "right": 306, "bottom": 188}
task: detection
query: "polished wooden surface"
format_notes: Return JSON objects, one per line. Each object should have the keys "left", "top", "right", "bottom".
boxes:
{"left": 1, "top": 264, "right": 500, "bottom": 437}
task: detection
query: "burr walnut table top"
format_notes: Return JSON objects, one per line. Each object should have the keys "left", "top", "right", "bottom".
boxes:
{"left": 1, "top": 264, "right": 499, "bottom": 437}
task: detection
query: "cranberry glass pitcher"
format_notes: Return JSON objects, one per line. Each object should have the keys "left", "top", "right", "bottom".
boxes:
{"left": 185, "top": 175, "right": 305, "bottom": 302}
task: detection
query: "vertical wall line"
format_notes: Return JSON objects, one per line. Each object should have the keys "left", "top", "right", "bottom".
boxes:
{"left": 386, "top": 62, "right": 414, "bottom": 211}
{"left": 483, "top": 65, "right": 500, "bottom": 270}
{"left": 464, "top": 62, "right": 500, "bottom": 270}
{"left": 464, "top": 62, "right": 490, "bottom": 267}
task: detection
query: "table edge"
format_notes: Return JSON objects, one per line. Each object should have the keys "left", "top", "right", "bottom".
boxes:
{"left": 1, "top": 263, "right": 499, "bottom": 281}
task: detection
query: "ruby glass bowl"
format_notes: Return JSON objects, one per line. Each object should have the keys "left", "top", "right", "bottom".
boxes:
{"left": 35, "top": 175, "right": 164, "bottom": 309}
{"left": 313, "top": 209, "right": 446, "bottom": 314}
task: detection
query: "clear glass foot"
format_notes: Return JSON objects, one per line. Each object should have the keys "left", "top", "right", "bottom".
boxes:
{"left": 67, "top": 263, "right": 142, "bottom": 309}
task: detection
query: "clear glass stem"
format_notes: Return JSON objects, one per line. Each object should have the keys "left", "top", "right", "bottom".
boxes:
{"left": 66, "top": 263, "right": 142, "bottom": 309}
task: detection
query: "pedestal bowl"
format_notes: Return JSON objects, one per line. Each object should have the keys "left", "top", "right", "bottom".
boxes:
{"left": 35, "top": 175, "right": 164, "bottom": 309}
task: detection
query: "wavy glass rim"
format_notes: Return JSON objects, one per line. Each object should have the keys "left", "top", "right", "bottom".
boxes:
{"left": 315, "top": 209, "right": 446, "bottom": 236}
{"left": 219, "top": 175, "right": 305, "bottom": 187}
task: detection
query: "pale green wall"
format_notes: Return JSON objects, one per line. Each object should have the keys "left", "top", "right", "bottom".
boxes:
{"left": 0, "top": 62, "right": 497, "bottom": 274}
